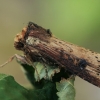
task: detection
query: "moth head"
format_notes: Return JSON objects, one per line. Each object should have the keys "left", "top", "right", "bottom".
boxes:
{"left": 14, "top": 22, "right": 52, "bottom": 50}
{"left": 14, "top": 27, "right": 27, "bottom": 50}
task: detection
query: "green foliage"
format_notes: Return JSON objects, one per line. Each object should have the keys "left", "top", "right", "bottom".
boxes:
{"left": 0, "top": 55, "right": 75, "bottom": 100}
{"left": 56, "top": 77, "right": 75, "bottom": 100}
{"left": 17, "top": 54, "right": 76, "bottom": 100}
{"left": 29, "top": 80, "right": 58, "bottom": 100}
{"left": 0, "top": 74, "right": 28, "bottom": 100}
{"left": 0, "top": 74, "right": 75, "bottom": 100}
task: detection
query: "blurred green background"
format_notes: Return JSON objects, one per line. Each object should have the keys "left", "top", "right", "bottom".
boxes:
{"left": 0, "top": 0, "right": 100, "bottom": 100}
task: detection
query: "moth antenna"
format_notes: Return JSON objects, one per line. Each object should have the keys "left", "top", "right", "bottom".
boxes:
{"left": 0, "top": 55, "right": 15, "bottom": 68}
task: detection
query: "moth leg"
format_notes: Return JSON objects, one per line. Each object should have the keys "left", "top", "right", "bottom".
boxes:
{"left": 0, "top": 54, "right": 40, "bottom": 81}
{"left": 0, "top": 54, "right": 30, "bottom": 68}
{"left": 0, "top": 55, "right": 16, "bottom": 68}
{"left": 5, "top": 54, "right": 30, "bottom": 66}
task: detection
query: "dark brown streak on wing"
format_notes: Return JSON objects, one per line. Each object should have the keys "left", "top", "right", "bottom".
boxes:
{"left": 34, "top": 43, "right": 86, "bottom": 73}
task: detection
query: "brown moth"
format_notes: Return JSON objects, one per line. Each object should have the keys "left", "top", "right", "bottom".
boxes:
{"left": 1, "top": 22, "right": 100, "bottom": 87}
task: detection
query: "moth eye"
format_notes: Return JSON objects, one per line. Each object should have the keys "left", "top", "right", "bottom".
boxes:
{"left": 14, "top": 42, "right": 24, "bottom": 50}
{"left": 19, "top": 42, "right": 24, "bottom": 48}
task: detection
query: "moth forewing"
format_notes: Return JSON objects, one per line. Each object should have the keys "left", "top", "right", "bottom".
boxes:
{"left": 22, "top": 22, "right": 100, "bottom": 87}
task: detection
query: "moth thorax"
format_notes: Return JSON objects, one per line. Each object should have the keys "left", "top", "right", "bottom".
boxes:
{"left": 26, "top": 37, "right": 40, "bottom": 45}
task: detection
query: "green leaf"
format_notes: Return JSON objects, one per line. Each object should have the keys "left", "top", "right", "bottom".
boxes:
{"left": 56, "top": 76, "right": 75, "bottom": 100}
{"left": 0, "top": 74, "right": 29, "bottom": 100}
{"left": 29, "top": 80, "right": 58, "bottom": 100}
{"left": 19, "top": 63, "right": 36, "bottom": 86}
{"left": 0, "top": 73, "right": 58, "bottom": 100}
{"left": 34, "top": 62, "right": 60, "bottom": 81}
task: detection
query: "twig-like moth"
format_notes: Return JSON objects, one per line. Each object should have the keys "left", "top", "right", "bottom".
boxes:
{"left": 1, "top": 22, "right": 100, "bottom": 87}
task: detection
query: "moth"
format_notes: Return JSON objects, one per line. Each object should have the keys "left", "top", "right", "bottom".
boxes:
{"left": 1, "top": 22, "right": 100, "bottom": 87}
